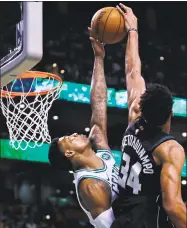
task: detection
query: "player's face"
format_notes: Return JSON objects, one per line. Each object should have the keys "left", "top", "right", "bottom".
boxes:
{"left": 59, "top": 133, "right": 90, "bottom": 155}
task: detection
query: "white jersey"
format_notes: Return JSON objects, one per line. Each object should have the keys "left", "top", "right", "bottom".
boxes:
{"left": 73, "top": 149, "right": 119, "bottom": 228}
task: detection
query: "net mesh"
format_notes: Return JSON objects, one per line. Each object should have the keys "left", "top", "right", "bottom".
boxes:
{"left": 0, "top": 72, "right": 63, "bottom": 150}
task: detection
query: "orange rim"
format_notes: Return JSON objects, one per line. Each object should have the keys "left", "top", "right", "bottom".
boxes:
{"left": 1, "top": 71, "right": 63, "bottom": 98}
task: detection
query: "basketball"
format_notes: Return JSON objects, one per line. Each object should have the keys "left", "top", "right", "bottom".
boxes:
{"left": 91, "top": 7, "right": 126, "bottom": 44}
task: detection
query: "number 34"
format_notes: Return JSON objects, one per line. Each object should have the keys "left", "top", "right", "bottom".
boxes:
{"left": 118, "top": 153, "right": 142, "bottom": 195}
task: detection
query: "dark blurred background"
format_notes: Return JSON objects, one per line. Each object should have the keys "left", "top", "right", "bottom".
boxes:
{"left": 0, "top": 2, "right": 187, "bottom": 228}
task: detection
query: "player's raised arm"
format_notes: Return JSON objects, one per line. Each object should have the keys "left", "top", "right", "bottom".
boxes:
{"left": 157, "top": 141, "right": 187, "bottom": 228}
{"left": 117, "top": 4, "right": 146, "bottom": 123}
{"left": 88, "top": 28, "right": 109, "bottom": 150}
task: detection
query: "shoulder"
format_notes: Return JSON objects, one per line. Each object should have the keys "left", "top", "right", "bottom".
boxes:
{"left": 79, "top": 178, "right": 110, "bottom": 196}
{"left": 78, "top": 179, "right": 111, "bottom": 218}
{"left": 78, "top": 178, "right": 111, "bottom": 208}
{"left": 154, "top": 140, "right": 185, "bottom": 171}
{"left": 96, "top": 149, "right": 112, "bottom": 158}
{"left": 156, "top": 139, "right": 184, "bottom": 159}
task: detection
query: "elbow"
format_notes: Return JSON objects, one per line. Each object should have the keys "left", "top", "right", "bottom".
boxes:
{"left": 125, "top": 59, "right": 141, "bottom": 76}
{"left": 163, "top": 203, "right": 176, "bottom": 215}
{"left": 163, "top": 199, "right": 184, "bottom": 216}
{"left": 162, "top": 196, "right": 177, "bottom": 214}
{"left": 126, "top": 56, "right": 141, "bottom": 66}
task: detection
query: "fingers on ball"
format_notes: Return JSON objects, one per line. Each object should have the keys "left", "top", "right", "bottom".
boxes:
{"left": 119, "top": 3, "right": 133, "bottom": 14}
{"left": 116, "top": 5, "right": 123, "bottom": 15}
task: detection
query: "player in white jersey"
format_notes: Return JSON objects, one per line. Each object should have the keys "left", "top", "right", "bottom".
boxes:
{"left": 48, "top": 28, "right": 119, "bottom": 228}
{"left": 74, "top": 149, "right": 119, "bottom": 227}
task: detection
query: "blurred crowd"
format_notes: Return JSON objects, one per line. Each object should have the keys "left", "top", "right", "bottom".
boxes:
{"left": 0, "top": 202, "right": 91, "bottom": 228}
{"left": 0, "top": 167, "right": 92, "bottom": 228}
{"left": 1, "top": 3, "right": 187, "bottom": 97}
{"left": 36, "top": 2, "right": 187, "bottom": 98}
{"left": 0, "top": 200, "right": 187, "bottom": 228}
{"left": 41, "top": 24, "right": 187, "bottom": 98}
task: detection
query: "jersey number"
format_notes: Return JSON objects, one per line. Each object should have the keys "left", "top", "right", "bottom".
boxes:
{"left": 118, "top": 153, "right": 142, "bottom": 194}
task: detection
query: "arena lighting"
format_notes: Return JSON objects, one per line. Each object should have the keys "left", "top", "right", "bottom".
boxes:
{"left": 58, "top": 81, "right": 186, "bottom": 118}
{"left": 46, "top": 215, "right": 50, "bottom": 220}
{"left": 56, "top": 189, "right": 60, "bottom": 194}
{"left": 182, "top": 132, "right": 187, "bottom": 137}
{"left": 60, "top": 69, "right": 65, "bottom": 74}
{"left": 69, "top": 170, "right": 73, "bottom": 174}
{"left": 180, "top": 44, "right": 186, "bottom": 51}
{"left": 53, "top": 115, "right": 59, "bottom": 120}
{"left": 160, "top": 56, "right": 164, "bottom": 61}
{"left": 70, "top": 190, "right": 74, "bottom": 194}
{"left": 85, "top": 127, "right": 90, "bottom": 132}
{"left": 52, "top": 63, "right": 57, "bottom": 68}
{"left": 181, "top": 180, "right": 187, "bottom": 185}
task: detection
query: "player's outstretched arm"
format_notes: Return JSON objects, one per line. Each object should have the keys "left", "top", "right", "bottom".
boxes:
{"left": 79, "top": 178, "right": 115, "bottom": 228}
{"left": 88, "top": 27, "right": 110, "bottom": 150}
{"left": 117, "top": 4, "right": 146, "bottom": 123}
{"left": 157, "top": 141, "right": 186, "bottom": 228}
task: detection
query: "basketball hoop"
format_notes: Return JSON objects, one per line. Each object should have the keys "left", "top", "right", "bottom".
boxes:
{"left": 0, "top": 71, "right": 63, "bottom": 150}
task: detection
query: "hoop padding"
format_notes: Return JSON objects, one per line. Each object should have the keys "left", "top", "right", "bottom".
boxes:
{"left": 0, "top": 71, "right": 63, "bottom": 150}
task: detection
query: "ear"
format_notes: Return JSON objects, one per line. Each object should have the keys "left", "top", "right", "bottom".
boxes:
{"left": 65, "top": 150, "right": 75, "bottom": 158}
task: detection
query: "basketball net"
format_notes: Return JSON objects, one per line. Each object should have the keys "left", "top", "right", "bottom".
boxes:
{"left": 0, "top": 71, "right": 63, "bottom": 150}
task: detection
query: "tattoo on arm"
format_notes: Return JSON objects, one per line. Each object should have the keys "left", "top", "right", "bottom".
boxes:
{"left": 90, "top": 57, "right": 107, "bottom": 138}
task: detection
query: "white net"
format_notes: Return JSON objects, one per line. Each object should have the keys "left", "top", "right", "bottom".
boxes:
{"left": 0, "top": 71, "right": 63, "bottom": 150}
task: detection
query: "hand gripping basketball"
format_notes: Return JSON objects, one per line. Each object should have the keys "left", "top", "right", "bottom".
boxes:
{"left": 88, "top": 27, "right": 105, "bottom": 59}
{"left": 116, "top": 3, "right": 138, "bottom": 33}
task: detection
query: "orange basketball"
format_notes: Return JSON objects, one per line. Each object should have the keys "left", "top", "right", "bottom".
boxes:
{"left": 91, "top": 7, "right": 126, "bottom": 44}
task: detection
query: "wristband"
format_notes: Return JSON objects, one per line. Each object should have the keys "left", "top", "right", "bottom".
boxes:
{"left": 127, "top": 28, "right": 138, "bottom": 34}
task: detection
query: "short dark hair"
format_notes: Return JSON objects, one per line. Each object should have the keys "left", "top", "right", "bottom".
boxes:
{"left": 48, "top": 138, "right": 73, "bottom": 171}
{"left": 139, "top": 83, "right": 173, "bottom": 127}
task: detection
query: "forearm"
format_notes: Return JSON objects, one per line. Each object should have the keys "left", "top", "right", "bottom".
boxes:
{"left": 125, "top": 32, "right": 141, "bottom": 77}
{"left": 90, "top": 56, "right": 107, "bottom": 127}
{"left": 165, "top": 201, "right": 187, "bottom": 228}
{"left": 91, "top": 57, "right": 106, "bottom": 94}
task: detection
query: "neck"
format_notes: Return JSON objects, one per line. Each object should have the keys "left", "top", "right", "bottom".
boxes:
{"left": 161, "top": 117, "right": 171, "bottom": 134}
{"left": 72, "top": 148, "right": 104, "bottom": 171}
{"left": 161, "top": 124, "right": 170, "bottom": 134}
